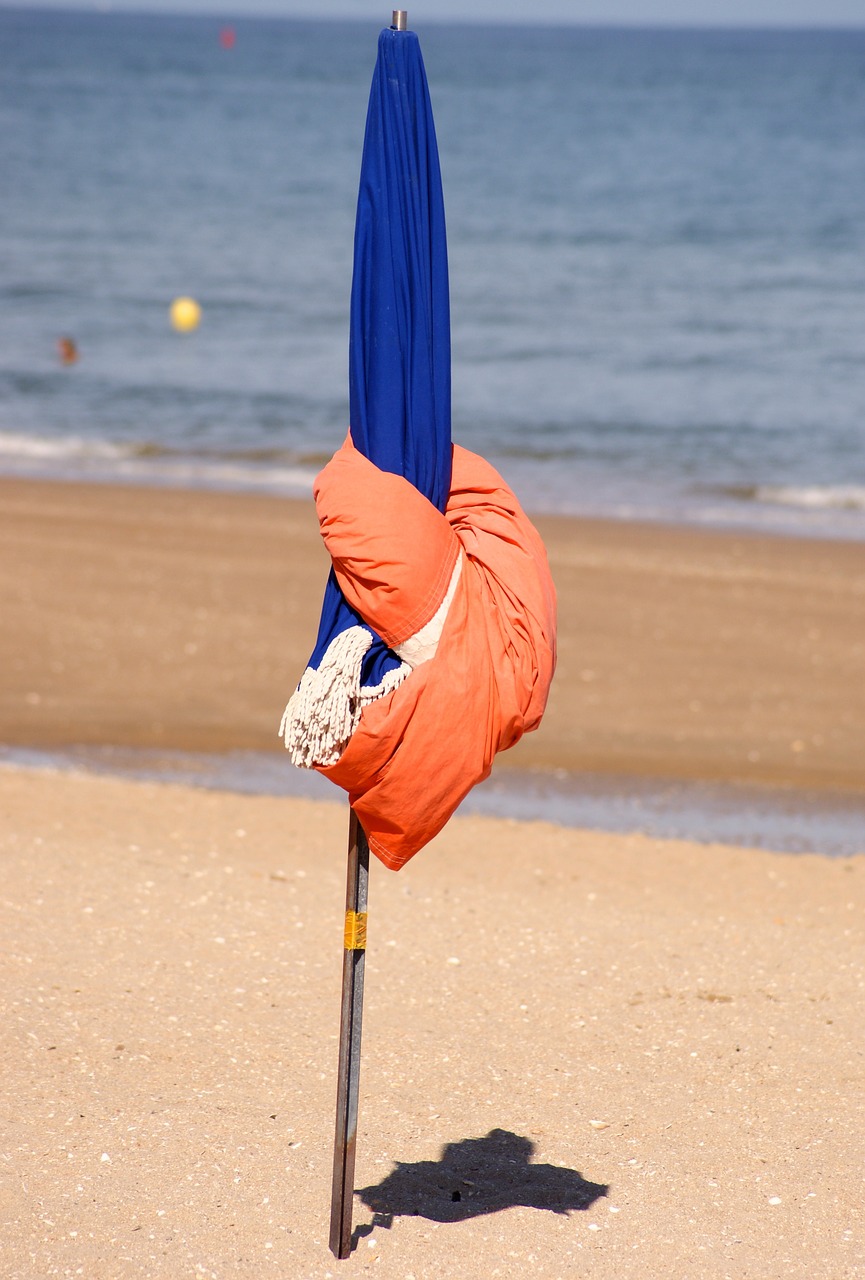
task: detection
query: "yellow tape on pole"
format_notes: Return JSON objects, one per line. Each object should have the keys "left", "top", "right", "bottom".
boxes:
{"left": 344, "top": 910, "right": 368, "bottom": 950}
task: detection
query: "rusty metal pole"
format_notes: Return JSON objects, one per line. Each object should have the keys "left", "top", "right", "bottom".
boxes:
{"left": 329, "top": 809, "right": 370, "bottom": 1259}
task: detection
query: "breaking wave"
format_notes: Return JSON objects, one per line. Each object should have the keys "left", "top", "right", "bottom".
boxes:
{"left": 730, "top": 484, "right": 865, "bottom": 512}
{"left": 0, "top": 430, "right": 318, "bottom": 495}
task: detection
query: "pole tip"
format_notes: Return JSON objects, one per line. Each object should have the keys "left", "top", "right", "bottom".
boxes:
{"left": 392, "top": 9, "right": 408, "bottom": 30}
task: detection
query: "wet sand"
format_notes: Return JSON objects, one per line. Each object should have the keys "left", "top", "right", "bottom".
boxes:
{"left": 1, "top": 475, "right": 864, "bottom": 793}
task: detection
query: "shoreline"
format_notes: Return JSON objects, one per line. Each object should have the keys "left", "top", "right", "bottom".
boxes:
{"left": 3, "top": 453, "right": 865, "bottom": 546}
{"left": 3, "top": 743, "right": 864, "bottom": 858}
{"left": 2, "top": 472, "right": 864, "bottom": 802}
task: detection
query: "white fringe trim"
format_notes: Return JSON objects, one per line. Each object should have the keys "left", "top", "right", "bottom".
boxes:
{"left": 279, "top": 626, "right": 410, "bottom": 768}
{"left": 279, "top": 554, "right": 463, "bottom": 769}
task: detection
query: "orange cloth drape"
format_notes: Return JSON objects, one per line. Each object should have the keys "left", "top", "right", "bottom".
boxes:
{"left": 313, "top": 436, "right": 557, "bottom": 870}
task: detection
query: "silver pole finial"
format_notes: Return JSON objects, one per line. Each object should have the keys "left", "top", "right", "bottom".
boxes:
{"left": 392, "top": 10, "right": 407, "bottom": 30}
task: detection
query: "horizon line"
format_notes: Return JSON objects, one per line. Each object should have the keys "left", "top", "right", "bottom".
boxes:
{"left": 4, "top": 2, "right": 865, "bottom": 31}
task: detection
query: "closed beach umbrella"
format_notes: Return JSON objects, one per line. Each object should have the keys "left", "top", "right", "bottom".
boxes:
{"left": 280, "top": 14, "right": 450, "bottom": 770}
{"left": 281, "top": 18, "right": 554, "bottom": 874}
{"left": 280, "top": 12, "right": 453, "bottom": 1258}
{"left": 279, "top": 11, "right": 556, "bottom": 1258}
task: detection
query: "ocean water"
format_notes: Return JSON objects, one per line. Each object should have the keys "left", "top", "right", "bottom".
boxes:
{"left": 3, "top": 9, "right": 865, "bottom": 537}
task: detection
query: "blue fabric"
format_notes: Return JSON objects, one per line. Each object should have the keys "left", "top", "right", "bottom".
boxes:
{"left": 307, "top": 27, "right": 451, "bottom": 686}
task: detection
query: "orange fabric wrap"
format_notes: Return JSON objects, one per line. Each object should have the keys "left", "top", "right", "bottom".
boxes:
{"left": 313, "top": 436, "right": 557, "bottom": 870}
{"left": 315, "top": 441, "right": 460, "bottom": 648}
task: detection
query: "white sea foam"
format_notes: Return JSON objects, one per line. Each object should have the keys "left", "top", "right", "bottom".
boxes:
{"left": 0, "top": 430, "right": 133, "bottom": 460}
{"left": 753, "top": 485, "right": 865, "bottom": 512}
{"left": 116, "top": 458, "right": 316, "bottom": 493}
{"left": 0, "top": 430, "right": 316, "bottom": 494}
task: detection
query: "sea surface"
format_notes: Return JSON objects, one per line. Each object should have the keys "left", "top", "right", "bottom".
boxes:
{"left": 3, "top": 8, "right": 865, "bottom": 537}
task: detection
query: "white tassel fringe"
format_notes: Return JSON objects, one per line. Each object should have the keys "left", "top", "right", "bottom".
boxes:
{"left": 279, "top": 626, "right": 410, "bottom": 768}
{"left": 279, "top": 554, "right": 463, "bottom": 769}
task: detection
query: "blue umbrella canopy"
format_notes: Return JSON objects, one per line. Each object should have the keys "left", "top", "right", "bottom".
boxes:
{"left": 349, "top": 26, "right": 451, "bottom": 512}
{"left": 282, "top": 23, "right": 451, "bottom": 765}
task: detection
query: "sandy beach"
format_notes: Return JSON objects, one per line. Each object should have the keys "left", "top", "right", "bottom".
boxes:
{"left": 1, "top": 475, "right": 864, "bottom": 1278}
{"left": 3, "top": 476, "right": 864, "bottom": 791}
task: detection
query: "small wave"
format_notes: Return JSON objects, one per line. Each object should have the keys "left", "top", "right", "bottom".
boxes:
{"left": 115, "top": 457, "right": 317, "bottom": 493}
{"left": 0, "top": 429, "right": 318, "bottom": 496}
{"left": 730, "top": 484, "right": 865, "bottom": 513}
{"left": 0, "top": 430, "right": 325, "bottom": 468}
{"left": 0, "top": 282, "right": 79, "bottom": 302}
{"left": 0, "top": 431, "right": 137, "bottom": 461}
{"left": 180, "top": 444, "right": 331, "bottom": 468}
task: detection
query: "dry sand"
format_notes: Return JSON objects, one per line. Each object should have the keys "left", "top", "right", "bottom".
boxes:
{"left": 2, "top": 770, "right": 863, "bottom": 1279}
{"left": 1, "top": 476, "right": 864, "bottom": 1277}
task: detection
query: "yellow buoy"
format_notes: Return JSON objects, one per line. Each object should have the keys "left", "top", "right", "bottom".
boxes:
{"left": 170, "top": 296, "right": 201, "bottom": 332}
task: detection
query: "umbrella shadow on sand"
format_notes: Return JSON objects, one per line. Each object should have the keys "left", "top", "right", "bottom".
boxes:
{"left": 354, "top": 1128, "right": 608, "bottom": 1239}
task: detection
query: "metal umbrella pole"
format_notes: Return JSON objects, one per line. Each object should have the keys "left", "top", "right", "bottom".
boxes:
{"left": 329, "top": 808, "right": 370, "bottom": 1259}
